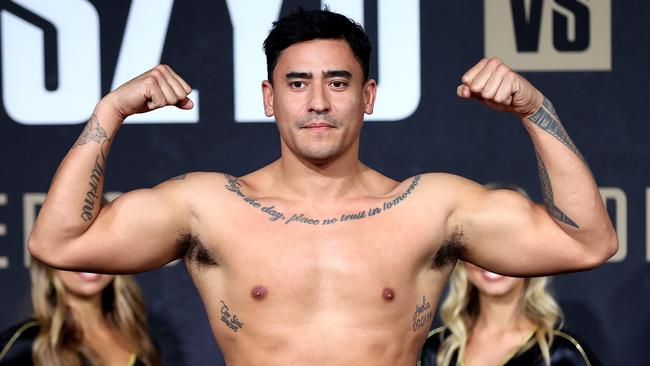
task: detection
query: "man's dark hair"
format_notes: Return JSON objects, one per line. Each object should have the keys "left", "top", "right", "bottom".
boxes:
{"left": 263, "top": 8, "right": 372, "bottom": 83}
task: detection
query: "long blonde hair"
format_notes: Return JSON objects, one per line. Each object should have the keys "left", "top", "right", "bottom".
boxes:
{"left": 437, "top": 263, "right": 563, "bottom": 366}
{"left": 30, "top": 259, "right": 160, "bottom": 366}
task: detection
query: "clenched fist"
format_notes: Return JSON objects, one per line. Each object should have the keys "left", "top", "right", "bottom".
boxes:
{"left": 457, "top": 58, "right": 544, "bottom": 118}
{"left": 101, "top": 64, "right": 193, "bottom": 120}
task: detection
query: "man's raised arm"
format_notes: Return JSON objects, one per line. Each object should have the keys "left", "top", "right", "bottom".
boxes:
{"left": 449, "top": 58, "right": 618, "bottom": 276}
{"left": 29, "top": 65, "right": 194, "bottom": 274}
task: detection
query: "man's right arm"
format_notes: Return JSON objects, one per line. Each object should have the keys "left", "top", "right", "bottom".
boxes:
{"left": 29, "top": 65, "right": 195, "bottom": 274}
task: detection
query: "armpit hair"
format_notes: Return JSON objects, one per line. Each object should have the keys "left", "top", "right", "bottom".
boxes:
{"left": 431, "top": 227, "right": 467, "bottom": 269}
{"left": 177, "top": 231, "right": 218, "bottom": 269}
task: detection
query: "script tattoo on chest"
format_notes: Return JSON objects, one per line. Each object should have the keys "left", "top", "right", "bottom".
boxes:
{"left": 223, "top": 174, "right": 421, "bottom": 226}
{"left": 412, "top": 295, "right": 433, "bottom": 332}
{"left": 219, "top": 300, "right": 244, "bottom": 332}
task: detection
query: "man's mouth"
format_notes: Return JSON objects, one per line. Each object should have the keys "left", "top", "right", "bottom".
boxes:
{"left": 302, "top": 122, "right": 335, "bottom": 130}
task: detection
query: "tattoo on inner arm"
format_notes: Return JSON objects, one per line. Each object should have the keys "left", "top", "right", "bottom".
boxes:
{"left": 528, "top": 98, "right": 583, "bottom": 228}
{"left": 535, "top": 153, "right": 579, "bottom": 228}
{"left": 76, "top": 114, "right": 111, "bottom": 221}
{"left": 219, "top": 300, "right": 244, "bottom": 332}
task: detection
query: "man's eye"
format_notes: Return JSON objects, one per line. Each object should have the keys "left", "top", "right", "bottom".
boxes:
{"left": 330, "top": 81, "right": 347, "bottom": 89}
{"left": 290, "top": 81, "right": 305, "bottom": 89}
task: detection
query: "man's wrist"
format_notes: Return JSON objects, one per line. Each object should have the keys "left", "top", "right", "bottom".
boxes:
{"left": 93, "top": 94, "right": 125, "bottom": 129}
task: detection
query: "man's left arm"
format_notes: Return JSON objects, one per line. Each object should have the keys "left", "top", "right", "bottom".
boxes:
{"left": 453, "top": 58, "right": 617, "bottom": 275}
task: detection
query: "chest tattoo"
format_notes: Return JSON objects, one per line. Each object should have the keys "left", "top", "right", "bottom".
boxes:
{"left": 224, "top": 174, "right": 421, "bottom": 226}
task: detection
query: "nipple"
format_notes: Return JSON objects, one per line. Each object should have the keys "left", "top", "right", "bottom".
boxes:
{"left": 382, "top": 287, "right": 395, "bottom": 301}
{"left": 251, "top": 286, "right": 268, "bottom": 300}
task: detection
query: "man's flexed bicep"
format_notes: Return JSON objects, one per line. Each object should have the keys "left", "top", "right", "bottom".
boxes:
{"left": 30, "top": 178, "right": 193, "bottom": 274}
{"left": 28, "top": 64, "right": 195, "bottom": 273}
{"left": 451, "top": 58, "right": 618, "bottom": 276}
{"left": 448, "top": 183, "right": 612, "bottom": 277}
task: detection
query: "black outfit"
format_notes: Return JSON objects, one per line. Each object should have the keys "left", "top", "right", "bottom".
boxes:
{"left": 0, "top": 320, "right": 146, "bottom": 366}
{"left": 420, "top": 326, "right": 601, "bottom": 366}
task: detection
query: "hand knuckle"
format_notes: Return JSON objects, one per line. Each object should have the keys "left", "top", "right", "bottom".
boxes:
{"left": 143, "top": 76, "right": 157, "bottom": 87}
{"left": 151, "top": 69, "right": 164, "bottom": 79}
{"left": 488, "top": 59, "right": 503, "bottom": 70}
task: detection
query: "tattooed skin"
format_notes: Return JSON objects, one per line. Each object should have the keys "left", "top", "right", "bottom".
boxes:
{"left": 535, "top": 153, "right": 579, "bottom": 228}
{"left": 75, "top": 114, "right": 110, "bottom": 222}
{"left": 223, "top": 174, "right": 421, "bottom": 226}
{"left": 528, "top": 98, "right": 583, "bottom": 228}
{"left": 73, "top": 114, "right": 107, "bottom": 147}
{"left": 412, "top": 295, "right": 433, "bottom": 332}
{"left": 529, "top": 99, "right": 586, "bottom": 163}
{"left": 219, "top": 300, "right": 244, "bottom": 332}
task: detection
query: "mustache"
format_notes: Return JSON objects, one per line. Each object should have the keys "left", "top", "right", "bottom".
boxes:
{"left": 296, "top": 113, "right": 342, "bottom": 128}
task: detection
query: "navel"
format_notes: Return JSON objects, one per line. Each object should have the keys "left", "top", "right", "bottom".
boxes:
{"left": 382, "top": 287, "right": 395, "bottom": 301}
{"left": 250, "top": 285, "right": 268, "bottom": 300}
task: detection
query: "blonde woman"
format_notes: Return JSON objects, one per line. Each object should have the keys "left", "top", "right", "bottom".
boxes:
{"left": 0, "top": 259, "right": 159, "bottom": 366}
{"left": 420, "top": 185, "right": 598, "bottom": 366}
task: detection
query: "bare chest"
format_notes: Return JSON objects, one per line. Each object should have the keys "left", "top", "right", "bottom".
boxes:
{"left": 189, "top": 187, "right": 451, "bottom": 307}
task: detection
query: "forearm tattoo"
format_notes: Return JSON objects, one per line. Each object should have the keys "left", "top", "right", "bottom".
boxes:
{"left": 73, "top": 113, "right": 107, "bottom": 147}
{"left": 535, "top": 153, "right": 579, "bottom": 228}
{"left": 528, "top": 98, "right": 583, "bottom": 228}
{"left": 528, "top": 98, "right": 586, "bottom": 163}
{"left": 75, "top": 114, "right": 110, "bottom": 222}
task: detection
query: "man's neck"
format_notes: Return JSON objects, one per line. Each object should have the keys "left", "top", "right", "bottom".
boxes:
{"left": 272, "top": 143, "right": 369, "bottom": 202}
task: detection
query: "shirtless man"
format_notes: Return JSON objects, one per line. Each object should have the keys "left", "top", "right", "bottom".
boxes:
{"left": 29, "top": 9, "right": 617, "bottom": 366}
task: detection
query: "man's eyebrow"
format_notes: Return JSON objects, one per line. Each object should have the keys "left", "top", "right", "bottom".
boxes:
{"left": 285, "top": 71, "right": 312, "bottom": 79}
{"left": 324, "top": 70, "right": 352, "bottom": 78}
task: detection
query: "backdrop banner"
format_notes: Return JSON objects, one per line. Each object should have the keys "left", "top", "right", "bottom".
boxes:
{"left": 0, "top": 1, "right": 647, "bottom": 365}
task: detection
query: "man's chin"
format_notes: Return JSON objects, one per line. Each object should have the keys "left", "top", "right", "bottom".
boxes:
{"left": 297, "top": 149, "right": 342, "bottom": 165}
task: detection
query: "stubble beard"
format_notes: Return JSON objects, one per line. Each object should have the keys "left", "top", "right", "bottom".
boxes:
{"left": 292, "top": 113, "right": 346, "bottom": 163}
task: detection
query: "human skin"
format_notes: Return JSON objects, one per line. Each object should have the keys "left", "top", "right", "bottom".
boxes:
{"left": 53, "top": 270, "right": 134, "bottom": 365}
{"left": 55, "top": 270, "right": 114, "bottom": 299}
{"left": 28, "top": 36, "right": 616, "bottom": 365}
{"left": 463, "top": 262, "right": 536, "bottom": 366}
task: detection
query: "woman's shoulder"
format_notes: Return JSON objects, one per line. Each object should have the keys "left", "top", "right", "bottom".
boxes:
{"left": 549, "top": 329, "right": 601, "bottom": 366}
{"left": 420, "top": 326, "right": 451, "bottom": 366}
{"left": 424, "top": 326, "right": 449, "bottom": 349}
{"left": 0, "top": 319, "right": 40, "bottom": 365}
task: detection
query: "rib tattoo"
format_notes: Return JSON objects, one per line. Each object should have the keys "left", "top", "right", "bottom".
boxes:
{"left": 528, "top": 98, "right": 582, "bottom": 228}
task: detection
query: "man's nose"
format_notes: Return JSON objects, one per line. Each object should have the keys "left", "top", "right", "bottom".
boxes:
{"left": 308, "top": 84, "right": 331, "bottom": 113}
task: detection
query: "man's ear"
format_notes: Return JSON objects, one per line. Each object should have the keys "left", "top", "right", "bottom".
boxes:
{"left": 262, "top": 80, "right": 274, "bottom": 117}
{"left": 363, "top": 79, "right": 377, "bottom": 115}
